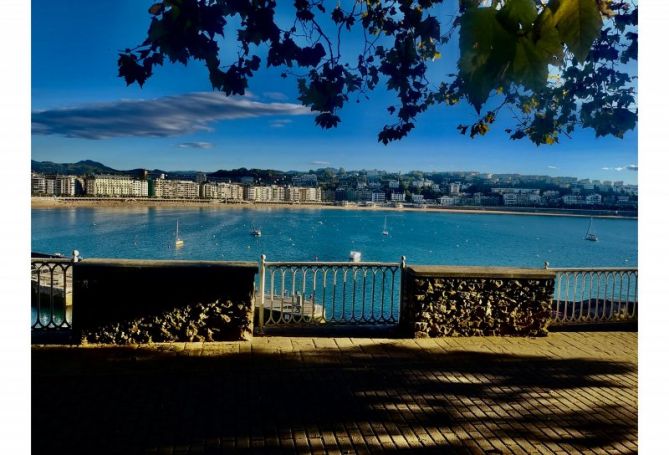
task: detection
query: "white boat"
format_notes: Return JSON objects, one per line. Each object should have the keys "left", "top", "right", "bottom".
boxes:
{"left": 382, "top": 216, "right": 389, "bottom": 236}
{"left": 250, "top": 226, "right": 262, "bottom": 237}
{"left": 349, "top": 251, "right": 362, "bottom": 262}
{"left": 584, "top": 217, "right": 598, "bottom": 241}
{"left": 175, "top": 220, "right": 184, "bottom": 247}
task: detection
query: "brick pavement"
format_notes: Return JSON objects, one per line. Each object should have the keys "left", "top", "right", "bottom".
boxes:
{"left": 32, "top": 332, "right": 637, "bottom": 454}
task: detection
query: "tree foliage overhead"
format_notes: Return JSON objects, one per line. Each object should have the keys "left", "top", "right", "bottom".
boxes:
{"left": 119, "top": 0, "right": 637, "bottom": 145}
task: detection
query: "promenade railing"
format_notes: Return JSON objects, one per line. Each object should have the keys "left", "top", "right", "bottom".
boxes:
{"left": 30, "top": 255, "right": 639, "bottom": 335}
{"left": 31, "top": 257, "right": 75, "bottom": 331}
{"left": 256, "top": 255, "right": 405, "bottom": 330}
{"left": 548, "top": 267, "right": 638, "bottom": 325}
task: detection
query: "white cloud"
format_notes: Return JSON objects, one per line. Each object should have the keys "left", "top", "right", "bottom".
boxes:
{"left": 603, "top": 165, "right": 638, "bottom": 172}
{"left": 269, "top": 119, "right": 293, "bottom": 128}
{"left": 178, "top": 142, "right": 214, "bottom": 149}
{"left": 32, "top": 92, "right": 312, "bottom": 139}
{"left": 310, "top": 160, "right": 331, "bottom": 166}
{"left": 263, "top": 91, "right": 289, "bottom": 101}
{"left": 547, "top": 165, "right": 558, "bottom": 169}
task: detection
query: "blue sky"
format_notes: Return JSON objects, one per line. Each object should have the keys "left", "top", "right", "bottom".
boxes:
{"left": 31, "top": 0, "right": 638, "bottom": 183}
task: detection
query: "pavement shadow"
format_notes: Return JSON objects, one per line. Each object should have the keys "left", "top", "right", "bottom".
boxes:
{"left": 32, "top": 343, "right": 637, "bottom": 454}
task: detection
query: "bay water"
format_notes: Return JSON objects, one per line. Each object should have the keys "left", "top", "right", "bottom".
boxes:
{"left": 31, "top": 207, "right": 637, "bottom": 268}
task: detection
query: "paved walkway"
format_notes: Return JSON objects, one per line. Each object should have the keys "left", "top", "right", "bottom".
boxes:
{"left": 32, "top": 332, "right": 637, "bottom": 454}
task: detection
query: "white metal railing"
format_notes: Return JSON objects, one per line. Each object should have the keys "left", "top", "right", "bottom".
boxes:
{"left": 548, "top": 267, "right": 638, "bottom": 325}
{"left": 257, "top": 255, "right": 405, "bottom": 330}
{"left": 31, "top": 258, "right": 76, "bottom": 330}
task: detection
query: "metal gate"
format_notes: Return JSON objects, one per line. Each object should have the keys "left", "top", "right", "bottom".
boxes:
{"left": 256, "top": 255, "right": 405, "bottom": 331}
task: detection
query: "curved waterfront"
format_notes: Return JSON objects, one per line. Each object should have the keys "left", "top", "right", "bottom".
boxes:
{"left": 31, "top": 207, "right": 637, "bottom": 267}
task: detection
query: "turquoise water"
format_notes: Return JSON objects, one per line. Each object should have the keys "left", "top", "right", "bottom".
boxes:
{"left": 31, "top": 207, "right": 637, "bottom": 268}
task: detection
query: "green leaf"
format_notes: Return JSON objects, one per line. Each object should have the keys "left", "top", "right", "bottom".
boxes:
{"left": 458, "top": 7, "right": 515, "bottom": 112}
{"left": 511, "top": 38, "right": 548, "bottom": 91}
{"left": 497, "top": 0, "right": 538, "bottom": 32}
{"left": 543, "top": 0, "right": 603, "bottom": 62}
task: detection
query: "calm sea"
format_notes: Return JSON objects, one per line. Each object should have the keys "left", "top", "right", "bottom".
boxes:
{"left": 31, "top": 207, "right": 637, "bottom": 268}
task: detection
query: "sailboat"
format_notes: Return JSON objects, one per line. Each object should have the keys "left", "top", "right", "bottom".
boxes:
{"left": 584, "top": 217, "right": 598, "bottom": 241}
{"left": 175, "top": 219, "right": 184, "bottom": 247}
{"left": 382, "top": 216, "right": 389, "bottom": 236}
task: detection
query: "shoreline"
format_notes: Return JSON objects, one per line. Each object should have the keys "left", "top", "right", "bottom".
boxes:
{"left": 31, "top": 197, "right": 637, "bottom": 220}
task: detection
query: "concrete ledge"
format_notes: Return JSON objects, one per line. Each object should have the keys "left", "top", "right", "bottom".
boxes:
{"left": 407, "top": 265, "right": 555, "bottom": 280}
{"left": 72, "top": 260, "right": 257, "bottom": 343}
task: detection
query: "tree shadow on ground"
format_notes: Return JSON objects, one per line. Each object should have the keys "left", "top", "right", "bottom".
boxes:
{"left": 32, "top": 343, "right": 637, "bottom": 454}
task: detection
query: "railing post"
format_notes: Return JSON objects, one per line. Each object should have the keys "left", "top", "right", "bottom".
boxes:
{"left": 399, "top": 256, "right": 407, "bottom": 323}
{"left": 258, "top": 254, "right": 266, "bottom": 333}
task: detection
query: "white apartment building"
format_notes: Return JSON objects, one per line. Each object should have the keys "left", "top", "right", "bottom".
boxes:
{"left": 284, "top": 186, "right": 300, "bottom": 202}
{"left": 153, "top": 179, "right": 198, "bottom": 199}
{"left": 411, "top": 194, "right": 424, "bottom": 203}
{"left": 504, "top": 193, "right": 543, "bottom": 206}
{"left": 55, "top": 176, "right": 77, "bottom": 196}
{"left": 85, "top": 175, "right": 148, "bottom": 197}
{"left": 201, "top": 182, "right": 244, "bottom": 200}
{"left": 388, "top": 180, "right": 400, "bottom": 189}
{"left": 45, "top": 179, "right": 56, "bottom": 195}
{"left": 298, "top": 187, "right": 321, "bottom": 202}
{"left": 272, "top": 185, "right": 286, "bottom": 202}
{"left": 245, "top": 185, "right": 273, "bottom": 202}
{"left": 390, "top": 192, "right": 405, "bottom": 202}
{"left": 585, "top": 194, "right": 602, "bottom": 205}
{"left": 562, "top": 195, "right": 581, "bottom": 205}
{"left": 503, "top": 193, "right": 518, "bottom": 206}
{"left": 31, "top": 173, "right": 46, "bottom": 194}
{"left": 371, "top": 192, "right": 386, "bottom": 203}
{"left": 439, "top": 196, "right": 457, "bottom": 206}
{"left": 449, "top": 182, "right": 461, "bottom": 195}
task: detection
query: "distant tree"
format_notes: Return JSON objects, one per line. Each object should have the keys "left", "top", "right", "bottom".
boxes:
{"left": 119, "top": 0, "right": 637, "bottom": 145}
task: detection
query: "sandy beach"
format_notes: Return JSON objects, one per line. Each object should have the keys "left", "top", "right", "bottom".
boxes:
{"left": 31, "top": 197, "right": 637, "bottom": 219}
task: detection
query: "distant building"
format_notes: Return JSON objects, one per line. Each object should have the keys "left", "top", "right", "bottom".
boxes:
{"left": 45, "top": 178, "right": 56, "bottom": 195}
{"left": 585, "top": 194, "right": 602, "bottom": 205}
{"left": 390, "top": 192, "right": 405, "bottom": 202}
{"left": 55, "top": 176, "right": 77, "bottom": 196}
{"left": 292, "top": 174, "right": 318, "bottom": 187}
{"left": 245, "top": 185, "right": 271, "bottom": 202}
{"left": 449, "top": 182, "right": 461, "bottom": 195}
{"left": 561, "top": 195, "right": 581, "bottom": 205}
{"left": 195, "top": 172, "right": 208, "bottom": 184}
{"left": 201, "top": 182, "right": 244, "bottom": 201}
{"left": 411, "top": 194, "right": 424, "bottom": 203}
{"left": 439, "top": 196, "right": 457, "bottom": 206}
{"left": 388, "top": 180, "right": 400, "bottom": 189}
{"left": 152, "top": 178, "right": 199, "bottom": 199}
{"left": 503, "top": 193, "right": 518, "bottom": 206}
{"left": 371, "top": 192, "right": 386, "bottom": 203}
{"left": 85, "top": 175, "right": 148, "bottom": 197}
{"left": 31, "top": 173, "right": 46, "bottom": 195}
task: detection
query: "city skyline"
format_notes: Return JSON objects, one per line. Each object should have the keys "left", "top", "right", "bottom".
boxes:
{"left": 31, "top": 157, "right": 639, "bottom": 184}
{"left": 32, "top": 1, "right": 637, "bottom": 184}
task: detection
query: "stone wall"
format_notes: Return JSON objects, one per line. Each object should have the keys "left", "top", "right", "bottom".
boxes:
{"left": 400, "top": 266, "right": 555, "bottom": 337}
{"left": 72, "top": 259, "right": 257, "bottom": 343}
